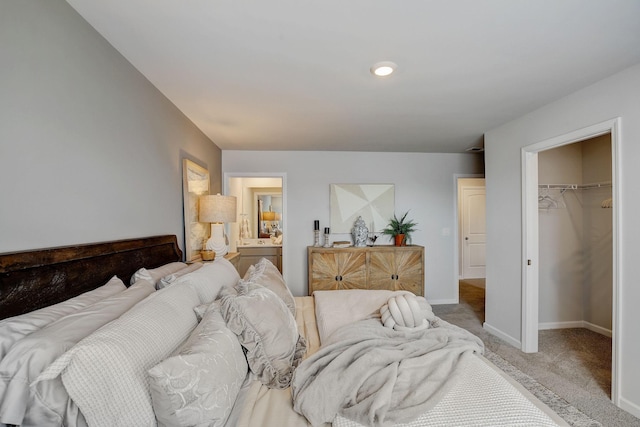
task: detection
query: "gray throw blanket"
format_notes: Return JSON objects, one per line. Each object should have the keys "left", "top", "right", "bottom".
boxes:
{"left": 291, "top": 317, "right": 484, "bottom": 427}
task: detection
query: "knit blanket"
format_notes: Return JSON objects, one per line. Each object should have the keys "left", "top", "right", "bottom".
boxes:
{"left": 291, "top": 317, "right": 484, "bottom": 427}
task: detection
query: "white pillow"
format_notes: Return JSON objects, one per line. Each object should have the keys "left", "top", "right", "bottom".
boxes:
{"left": 313, "top": 289, "right": 417, "bottom": 344}
{"left": 0, "top": 276, "right": 125, "bottom": 361}
{"left": 148, "top": 303, "right": 247, "bottom": 427}
{"left": 220, "top": 281, "right": 306, "bottom": 389}
{"left": 130, "top": 262, "right": 187, "bottom": 286}
{"left": 243, "top": 257, "right": 295, "bottom": 316}
{"left": 157, "top": 262, "right": 203, "bottom": 289}
{"left": 0, "top": 279, "right": 155, "bottom": 427}
{"left": 36, "top": 282, "right": 201, "bottom": 427}
{"left": 173, "top": 258, "right": 240, "bottom": 305}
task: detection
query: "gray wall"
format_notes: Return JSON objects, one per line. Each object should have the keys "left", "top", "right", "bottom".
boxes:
{"left": 485, "top": 63, "right": 640, "bottom": 416}
{"left": 223, "top": 150, "right": 484, "bottom": 300}
{"left": 0, "top": 0, "right": 221, "bottom": 254}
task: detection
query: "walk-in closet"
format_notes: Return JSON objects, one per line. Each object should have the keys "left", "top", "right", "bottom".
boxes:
{"left": 537, "top": 133, "right": 613, "bottom": 397}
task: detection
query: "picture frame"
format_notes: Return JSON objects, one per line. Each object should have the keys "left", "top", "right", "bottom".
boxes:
{"left": 182, "top": 159, "right": 210, "bottom": 262}
{"left": 330, "top": 184, "right": 395, "bottom": 234}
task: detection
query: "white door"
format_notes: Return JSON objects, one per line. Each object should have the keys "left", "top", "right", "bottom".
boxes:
{"left": 461, "top": 186, "right": 486, "bottom": 279}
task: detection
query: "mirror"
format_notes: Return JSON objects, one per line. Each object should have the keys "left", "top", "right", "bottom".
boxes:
{"left": 256, "top": 193, "right": 282, "bottom": 238}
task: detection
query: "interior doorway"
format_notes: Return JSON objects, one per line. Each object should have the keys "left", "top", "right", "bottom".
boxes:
{"left": 454, "top": 175, "right": 485, "bottom": 306}
{"left": 458, "top": 178, "right": 486, "bottom": 279}
{"left": 521, "top": 118, "right": 621, "bottom": 405}
{"left": 225, "top": 173, "right": 287, "bottom": 277}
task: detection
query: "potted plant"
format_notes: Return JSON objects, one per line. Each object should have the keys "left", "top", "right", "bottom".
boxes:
{"left": 382, "top": 211, "right": 418, "bottom": 246}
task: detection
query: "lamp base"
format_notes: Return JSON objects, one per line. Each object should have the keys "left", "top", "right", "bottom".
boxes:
{"left": 205, "top": 223, "right": 228, "bottom": 257}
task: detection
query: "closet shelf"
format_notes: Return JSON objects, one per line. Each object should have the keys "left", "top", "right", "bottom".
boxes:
{"left": 537, "top": 181, "right": 611, "bottom": 190}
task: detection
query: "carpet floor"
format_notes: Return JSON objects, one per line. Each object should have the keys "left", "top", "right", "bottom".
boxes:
{"left": 432, "top": 281, "right": 640, "bottom": 427}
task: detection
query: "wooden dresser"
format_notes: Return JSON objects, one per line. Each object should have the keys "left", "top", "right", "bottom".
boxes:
{"left": 307, "top": 245, "right": 424, "bottom": 296}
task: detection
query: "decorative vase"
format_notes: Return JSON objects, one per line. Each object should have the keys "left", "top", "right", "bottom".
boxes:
{"left": 352, "top": 216, "right": 368, "bottom": 247}
{"left": 394, "top": 234, "right": 406, "bottom": 247}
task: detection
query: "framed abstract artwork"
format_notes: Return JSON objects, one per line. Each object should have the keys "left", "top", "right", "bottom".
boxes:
{"left": 330, "top": 184, "right": 395, "bottom": 234}
{"left": 182, "top": 159, "right": 210, "bottom": 262}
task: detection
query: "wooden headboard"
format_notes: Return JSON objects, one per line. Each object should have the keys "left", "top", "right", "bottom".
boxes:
{"left": 0, "top": 235, "right": 182, "bottom": 320}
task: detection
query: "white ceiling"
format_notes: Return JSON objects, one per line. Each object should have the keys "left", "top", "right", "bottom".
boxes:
{"left": 66, "top": 0, "right": 640, "bottom": 153}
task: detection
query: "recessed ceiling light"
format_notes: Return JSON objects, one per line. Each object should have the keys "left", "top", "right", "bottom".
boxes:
{"left": 371, "top": 61, "right": 397, "bottom": 77}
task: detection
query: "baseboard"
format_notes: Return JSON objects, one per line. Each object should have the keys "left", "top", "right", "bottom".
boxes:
{"left": 429, "top": 298, "right": 459, "bottom": 305}
{"left": 538, "top": 320, "right": 612, "bottom": 337}
{"left": 619, "top": 395, "right": 640, "bottom": 419}
{"left": 483, "top": 322, "right": 521, "bottom": 348}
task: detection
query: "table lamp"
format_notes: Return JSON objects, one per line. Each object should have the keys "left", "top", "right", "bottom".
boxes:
{"left": 199, "top": 193, "right": 237, "bottom": 258}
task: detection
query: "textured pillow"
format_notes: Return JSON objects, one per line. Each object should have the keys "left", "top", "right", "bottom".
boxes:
{"left": 148, "top": 303, "right": 248, "bottom": 427}
{"left": 157, "top": 262, "right": 203, "bottom": 289}
{"left": 36, "top": 282, "right": 201, "bottom": 427}
{"left": 380, "top": 293, "right": 433, "bottom": 331}
{"left": 243, "top": 257, "right": 295, "bottom": 316}
{"left": 0, "top": 276, "right": 125, "bottom": 361}
{"left": 0, "top": 279, "right": 155, "bottom": 427}
{"left": 220, "top": 281, "right": 306, "bottom": 389}
{"left": 130, "top": 262, "right": 187, "bottom": 286}
{"left": 173, "top": 258, "right": 240, "bottom": 305}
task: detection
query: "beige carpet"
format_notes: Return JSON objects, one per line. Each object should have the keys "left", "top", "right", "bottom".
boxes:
{"left": 432, "top": 281, "right": 640, "bottom": 427}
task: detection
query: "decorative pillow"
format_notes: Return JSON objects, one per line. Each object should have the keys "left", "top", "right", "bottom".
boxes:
{"left": 193, "top": 303, "right": 209, "bottom": 321}
{"left": 380, "top": 293, "right": 433, "bottom": 331}
{"left": 157, "top": 262, "right": 203, "bottom": 289}
{"left": 148, "top": 303, "right": 248, "bottom": 427}
{"left": 0, "top": 276, "right": 125, "bottom": 361}
{"left": 36, "top": 282, "right": 201, "bottom": 427}
{"left": 173, "top": 258, "right": 240, "bottom": 305}
{"left": 130, "top": 262, "right": 187, "bottom": 286}
{"left": 0, "top": 279, "right": 155, "bottom": 426}
{"left": 243, "top": 257, "right": 295, "bottom": 316}
{"left": 220, "top": 281, "right": 306, "bottom": 389}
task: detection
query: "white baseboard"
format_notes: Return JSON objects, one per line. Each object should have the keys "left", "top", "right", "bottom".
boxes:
{"left": 538, "top": 320, "right": 612, "bottom": 337}
{"left": 619, "top": 396, "right": 640, "bottom": 419}
{"left": 483, "top": 322, "right": 521, "bottom": 348}
{"left": 429, "top": 298, "right": 459, "bottom": 305}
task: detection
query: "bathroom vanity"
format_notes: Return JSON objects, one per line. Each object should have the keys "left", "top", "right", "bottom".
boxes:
{"left": 237, "top": 239, "right": 282, "bottom": 276}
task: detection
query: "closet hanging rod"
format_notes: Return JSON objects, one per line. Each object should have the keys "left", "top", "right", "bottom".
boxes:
{"left": 537, "top": 181, "right": 611, "bottom": 190}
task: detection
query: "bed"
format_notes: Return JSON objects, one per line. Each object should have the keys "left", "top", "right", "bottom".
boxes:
{"left": 0, "top": 235, "right": 569, "bottom": 427}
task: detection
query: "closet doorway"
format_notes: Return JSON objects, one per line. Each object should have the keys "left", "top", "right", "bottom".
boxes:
{"left": 521, "top": 118, "right": 621, "bottom": 405}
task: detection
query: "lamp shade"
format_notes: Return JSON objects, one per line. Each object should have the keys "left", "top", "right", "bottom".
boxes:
{"left": 199, "top": 194, "right": 237, "bottom": 223}
{"left": 262, "top": 211, "right": 276, "bottom": 221}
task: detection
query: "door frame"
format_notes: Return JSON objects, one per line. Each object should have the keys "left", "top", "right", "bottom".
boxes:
{"left": 460, "top": 181, "right": 486, "bottom": 279}
{"left": 224, "top": 172, "right": 288, "bottom": 282}
{"left": 453, "top": 174, "right": 485, "bottom": 303}
{"left": 521, "top": 118, "right": 621, "bottom": 404}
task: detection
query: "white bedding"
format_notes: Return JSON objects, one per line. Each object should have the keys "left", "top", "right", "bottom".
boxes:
{"left": 1, "top": 263, "right": 569, "bottom": 427}
{"left": 333, "top": 355, "right": 567, "bottom": 427}
{"left": 309, "top": 291, "right": 569, "bottom": 427}
{"left": 0, "top": 276, "right": 126, "bottom": 361}
{"left": 233, "top": 295, "right": 568, "bottom": 427}
{"left": 0, "top": 279, "right": 155, "bottom": 427}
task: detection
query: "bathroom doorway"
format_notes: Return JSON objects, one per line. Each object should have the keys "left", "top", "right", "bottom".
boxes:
{"left": 225, "top": 173, "right": 286, "bottom": 276}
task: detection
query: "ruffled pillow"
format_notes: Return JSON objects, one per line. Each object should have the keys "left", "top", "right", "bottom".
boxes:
{"left": 380, "top": 293, "right": 434, "bottom": 331}
{"left": 220, "top": 281, "right": 306, "bottom": 389}
{"left": 243, "top": 258, "right": 295, "bottom": 316}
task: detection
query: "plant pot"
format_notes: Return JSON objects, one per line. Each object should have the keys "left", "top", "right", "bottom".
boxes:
{"left": 394, "top": 234, "right": 406, "bottom": 246}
